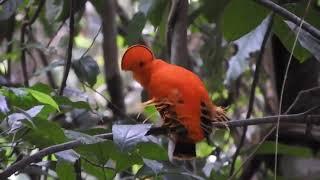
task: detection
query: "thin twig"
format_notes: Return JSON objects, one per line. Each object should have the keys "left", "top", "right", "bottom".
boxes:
{"left": 255, "top": 0, "right": 320, "bottom": 40}
{"left": 80, "top": 24, "right": 102, "bottom": 59}
{"left": 274, "top": 1, "right": 312, "bottom": 179}
{"left": 20, "top": 0, "right": 46, "bottom": 87}
{"left": 46, "top": 20, "right": 66, "bottom": 48}
{"left": 59, "top": 0, "right": 75, "bottom": 95}
{"left": 229, "top": 15, "right": 274, "bottom": 176}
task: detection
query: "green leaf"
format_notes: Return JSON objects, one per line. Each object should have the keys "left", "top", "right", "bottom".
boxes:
{"left": 72, "top": 56, "right": 100, "bottom": 87}
{"left": 24, "top": 118, "right": 67, "bottom": 147}
{"left": 143, "top": 105, "right": 159, "bottom": 122}
{"left": 82, "top": 159, "right": 116, "bottom": 179}
{"left": 27, "top": 89, "right": 59, "bottom": 111}
{"left": 125, "top": 12, "right": 147, "bottom": 46}
{"left": 136, "top": 142, "right": 168, "bottom": 160}
{"left": 76, "top": 141, "right": 115, "bottom": 166}
{"left": 202, "top": 0, "right": 230, "bottom": 22}
{"left": 272, "top": 3, "right": 320, "bottom": 62}
{"left": 30, "top": 83, "right": 53, "bottom": 94}
{"left": 273, "top": 15, "right": 311, "bottom": 62}
{"left": 54, "top": 96, "right": 90, "bottom": 110}
{"left": 222, "top": 0, "right": 269, "bottom": 41}
{"left": 285, "top": 21, "right": 320, "bottom": 62}
{"left": 112, "top": 151, "right": 143, "bottom": 171}
{"left": 196, "top": 141, "right": 213, "bottom": 158}
{"left": 3, "top": 87, "right": 37, "bottom": 109}
{"left": 56, "top": 160, "right": 76, "bottom": 180}
{"left": 256, "top": 141, "right": 313, "bottom": 157}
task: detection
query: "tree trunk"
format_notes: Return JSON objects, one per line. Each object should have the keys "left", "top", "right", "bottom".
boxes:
{"left": 102, "top": 0, "right": 126, "bottom": 120}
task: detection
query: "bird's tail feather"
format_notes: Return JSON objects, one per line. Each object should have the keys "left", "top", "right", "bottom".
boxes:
{"left": 170, "top": 140, "right": 196, "bottom": 160}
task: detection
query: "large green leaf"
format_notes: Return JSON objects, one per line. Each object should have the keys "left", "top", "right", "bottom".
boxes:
{"left": 30, "top": 83, "right": 53, "bottom": 94}
{"left": 202, "top": 0, "right": 230, "bottom": 22}
{"left": 53, "top": 96, "right": 90, "bottom": 110}
{"left": 136, "top": 142, "right": 168, "bottom": 161}
{"left": 222, "top": 0, "right": 269, "bottom": 41}
{"left": 27, "top": 89, "right": 59, "bottom": 111}
{"left": 2, "top": 87, "right": 37, "bottom": 109}
{"left": 76, "top": 141, "right": 114, "bottom": 165}
{"left": 23, "top": 118, "right": 67, "bottom": 147}
{"left": 82, "top": 159, "right": 116, "bottom": 180}
{"left": 285, "top": 21, "right": 320, "bottom": 62}
{"left": 272, "top": 3, "right": 320, "bottom": 62}
{"left": 273, "top": 15, "right": 311, "bottom": 62}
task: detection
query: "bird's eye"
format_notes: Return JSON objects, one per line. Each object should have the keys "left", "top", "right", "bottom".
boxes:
{"left": 139, "top": 61, "right": 145, "bottom": 67}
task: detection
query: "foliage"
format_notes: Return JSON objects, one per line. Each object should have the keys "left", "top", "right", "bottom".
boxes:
{"left": 0, "top": 0, "right": 319, "bottom": 179}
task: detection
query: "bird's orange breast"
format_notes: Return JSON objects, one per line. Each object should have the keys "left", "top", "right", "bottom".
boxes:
{"left": 146, "top": 60, "right": 212, "bottom": 142}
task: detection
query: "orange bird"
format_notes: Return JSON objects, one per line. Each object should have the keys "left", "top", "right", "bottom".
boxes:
{"left": 121, "top": 45, "right": 228, "bottom": 159}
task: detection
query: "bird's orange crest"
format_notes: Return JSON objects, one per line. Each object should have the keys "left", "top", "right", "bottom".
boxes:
{"left": 121, "top": 44, "right": 154, "bottom": 71}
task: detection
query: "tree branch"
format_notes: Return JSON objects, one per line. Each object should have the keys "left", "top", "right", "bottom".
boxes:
{"left": 229, "top": 15, "right": 274, "bottom": 176}
{"left": 101, "top": 0, "right": 126, "bottom": 119}
{"left": 20, "top": 0, "right": 46, "bottom": 87}
{"left": 59, "top": 0, "right": 75, "bottom": 95}
{"left": 0, "top": 133, "right": 113, "bottom": 179}
{"left": 1, "top": 111, "right": 319, "bottom": 179}
{"left": 255, "top": 0, "right": 320, "bottom": 40}
{"left": 167, "top": 0, "right": 192, "bottom": 68}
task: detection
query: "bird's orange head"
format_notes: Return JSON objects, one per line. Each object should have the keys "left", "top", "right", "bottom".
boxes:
{"left": 121, "top": 45, "right": 154, "bottom": 72}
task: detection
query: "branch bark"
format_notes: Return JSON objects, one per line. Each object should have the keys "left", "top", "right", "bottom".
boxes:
{"left": 59, "top": 0, "right": 75, "bottom": 95}
{"left": 167, "top": 0, "right": 192, "bottom": 69}
{"left": 20, "top": 0, "right": 46, "bottom": 87}
{"left": 229, "top": 15, "right": 274, "bottom": 176}
{"left": 101, "top": 0, "right": 126, "bottom": 120}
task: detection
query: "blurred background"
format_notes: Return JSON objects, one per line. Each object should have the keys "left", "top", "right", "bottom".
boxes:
{"left": 0, "top": 0, "right": 320, "bottom": 179}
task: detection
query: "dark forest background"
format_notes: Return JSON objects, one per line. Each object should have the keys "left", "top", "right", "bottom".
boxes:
{"left": 0, "top": 0, "right": 320, "bottom": 179}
